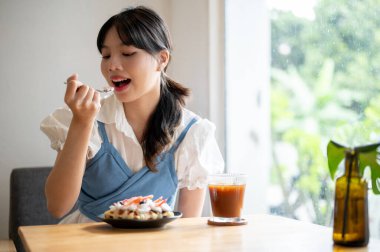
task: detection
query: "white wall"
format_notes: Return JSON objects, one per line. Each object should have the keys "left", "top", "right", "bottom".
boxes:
{"left": 0, "top": 0, "right": 224, "bottom": 239}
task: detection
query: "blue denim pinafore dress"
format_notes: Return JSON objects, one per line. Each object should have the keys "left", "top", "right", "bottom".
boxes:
{"left": 77, "top": 118, "right": 198, "bottom": 221}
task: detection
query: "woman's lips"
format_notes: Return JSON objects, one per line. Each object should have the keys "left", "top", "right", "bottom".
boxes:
{"left": 114, "top": 83, "right": 129, "bottom": 92}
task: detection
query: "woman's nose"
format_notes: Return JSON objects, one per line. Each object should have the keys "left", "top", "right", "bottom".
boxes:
{"left": 108, "top": 57, "right": 123, "bottom": 71}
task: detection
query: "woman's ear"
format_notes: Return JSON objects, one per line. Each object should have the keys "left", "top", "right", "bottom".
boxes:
{"left": 157, "top": 49, "right": 170, "bottom": 71}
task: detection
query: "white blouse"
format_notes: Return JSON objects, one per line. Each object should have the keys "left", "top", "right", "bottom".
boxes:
{"left": 40, "top": 94, "right": 224, "bottom": 192}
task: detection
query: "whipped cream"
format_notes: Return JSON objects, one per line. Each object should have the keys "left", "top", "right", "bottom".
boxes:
{"left": 104, "top": 195, "right": 175, "bottom": 220}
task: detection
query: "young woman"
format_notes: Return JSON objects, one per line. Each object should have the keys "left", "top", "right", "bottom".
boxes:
{"left": 41, "top": 6, "right": 224, "bottom": 223}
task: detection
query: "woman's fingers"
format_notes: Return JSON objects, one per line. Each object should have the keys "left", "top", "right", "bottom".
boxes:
{"left": 74, "top": 85, "right": 90, "bottom": 102}
{"left": 65, "top": 73, "right": 79, "bottom": 98}
{"left": 65, "top": 80, "right": 84, "bottom": 103}
{"left": 63, "top": 74, "right": 101, "bottom": 122}
{"left": 84, "top": 87, "right": 95, "bottom": 106}
{"left": 92, "top": 91, "right": 101, "bottom": 109}
{"left": 66, "top": 73, "right": 78, "bottom": 83}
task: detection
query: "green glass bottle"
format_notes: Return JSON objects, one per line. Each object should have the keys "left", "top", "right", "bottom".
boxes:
{"left": 333, "top": 150, "right": 369, "bottom": 246}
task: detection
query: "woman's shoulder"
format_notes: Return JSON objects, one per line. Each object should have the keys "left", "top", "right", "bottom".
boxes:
{"left": 40, "top": 105, "right": 102, "bottom": 155}
{"left": 181, "top": 108, "right": 215, "bottom": 131}
{"left": 176, "top": 108, "right": 216, "bottom": 141}
{"left": 40, "top": 105, "right": 73, "bottom": 129}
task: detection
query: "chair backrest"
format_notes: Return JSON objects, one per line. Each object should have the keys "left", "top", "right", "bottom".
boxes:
{"left": 9, "top": 167, "right": 59, "bottom": 252}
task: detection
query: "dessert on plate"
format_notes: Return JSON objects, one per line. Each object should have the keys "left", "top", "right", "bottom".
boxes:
{"left": 104, "top": 195, "right": 174, "bottom": 220}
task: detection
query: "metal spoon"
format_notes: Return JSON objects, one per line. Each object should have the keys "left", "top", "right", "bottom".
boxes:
{"left": 63, "top": 82, "right": 114, "bottom": 94}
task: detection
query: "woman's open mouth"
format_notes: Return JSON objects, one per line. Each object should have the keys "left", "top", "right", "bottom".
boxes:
{"left": 112, "top": 78, "right": 131, "bottom": 92}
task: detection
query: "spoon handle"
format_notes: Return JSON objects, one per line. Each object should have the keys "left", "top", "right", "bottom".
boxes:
{"left": 63, "top": 82, "right": 113, "bottom": 93}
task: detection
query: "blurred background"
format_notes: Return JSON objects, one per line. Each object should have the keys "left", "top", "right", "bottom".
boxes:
{"left": 1, "top": 0, "right": 380, "bottom": 241}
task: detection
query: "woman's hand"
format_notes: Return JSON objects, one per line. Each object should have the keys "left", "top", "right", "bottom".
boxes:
{"left": 64, "top": 73, "right": 101, "bottom": 124}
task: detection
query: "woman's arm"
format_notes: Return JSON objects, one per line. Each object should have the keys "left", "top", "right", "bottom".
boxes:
{"left": 175, "top": 119, "right": 224, "bottom": 218}
{"left": 45, "top": 74, "right": 100, "bottom": 218}
{"left": 177, "top": 187, "right": 206, "bottom": 217}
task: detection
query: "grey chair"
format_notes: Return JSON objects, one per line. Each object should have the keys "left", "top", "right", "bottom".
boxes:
{"left": 9, "top": 167, "right": 60, "bottom": 252}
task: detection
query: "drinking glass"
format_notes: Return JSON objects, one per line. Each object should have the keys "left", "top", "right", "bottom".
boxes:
{"left": 207, "top": 173, "right": 247, "bottom": 226}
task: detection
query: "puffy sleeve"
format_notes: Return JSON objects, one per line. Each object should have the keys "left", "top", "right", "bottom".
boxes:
{"left": 175, "top": 119, "right": 225, "bottom": 190}
{"left": 40, "top": 106, "right": 101, "bottom": 158}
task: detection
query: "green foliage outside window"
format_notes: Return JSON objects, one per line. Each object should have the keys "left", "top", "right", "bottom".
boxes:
{"left": 270, "top": 0, "right": 380, "bottom": 227}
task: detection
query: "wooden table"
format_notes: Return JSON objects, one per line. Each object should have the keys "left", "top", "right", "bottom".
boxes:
{"left": 0, "top": 240, "right": 16, "bottom": 252}
{"left": 19, "top": 214, "right": 380, "bottom": 252}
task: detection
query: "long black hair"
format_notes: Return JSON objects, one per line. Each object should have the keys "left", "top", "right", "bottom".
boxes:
{"left": 97, "top": 6, "right": 190, "bottom": 171}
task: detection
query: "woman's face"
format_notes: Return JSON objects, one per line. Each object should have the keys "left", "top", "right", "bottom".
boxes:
{"left": 100, "top": 26, "right": 161, "bottom": 104}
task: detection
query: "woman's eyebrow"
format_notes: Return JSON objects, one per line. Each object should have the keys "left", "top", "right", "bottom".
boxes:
{"left": 100, "top": 45, "right": 109, "bottom": 51}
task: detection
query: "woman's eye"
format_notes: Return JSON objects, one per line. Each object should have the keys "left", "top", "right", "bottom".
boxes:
{"left": 122, "top": 52, "right": 136, "bottom": 57}
{"left": 101, "top": 55, "right": 110, "bottom": 59}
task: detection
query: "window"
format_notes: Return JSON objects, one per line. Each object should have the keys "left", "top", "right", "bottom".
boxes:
{"left": 226, "top": 0, "right": 380, "bottom": 239}
{"left": 225, "top": 0, "right": 271, "bottom": 214}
